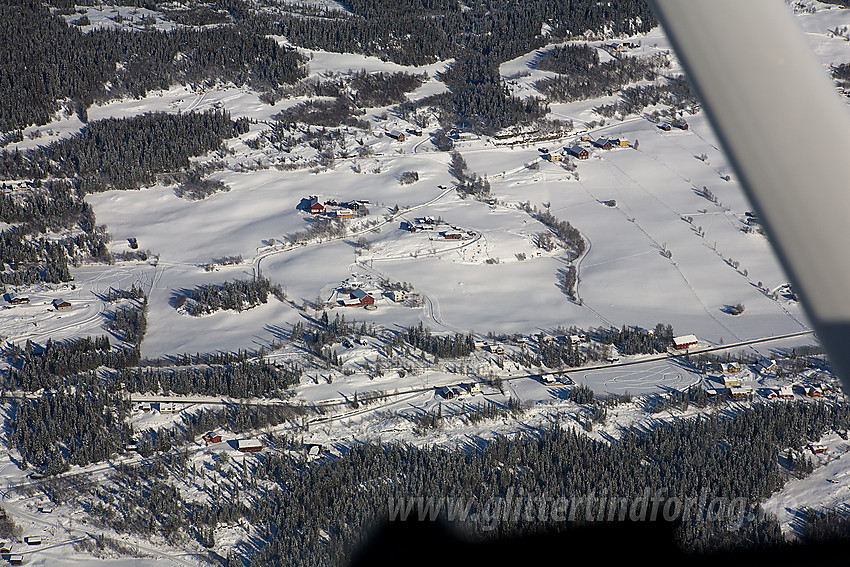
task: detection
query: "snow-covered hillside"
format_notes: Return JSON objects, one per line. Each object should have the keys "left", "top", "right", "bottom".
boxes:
{"left": 1, "top": 1, "right": 849, "bottom": 563}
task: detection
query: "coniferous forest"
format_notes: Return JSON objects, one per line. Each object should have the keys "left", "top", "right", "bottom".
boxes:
{"left": 61, "top": 400, "right": 848, "bottom": 564}
{"left": 1, "top": 2, "right": 849, "bottom": 564}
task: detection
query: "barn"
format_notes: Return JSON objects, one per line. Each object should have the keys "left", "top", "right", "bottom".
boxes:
{"left": 568, "top": 145, "right": 589, "bottom": 159}
{"left": 53, "top": 299, "right": 72, "bottom": 310}
{"left": 387, "top": 130, "right": 406, "bottom": 142}
{"left": 672, "top": 334, "right": 698, "bottom": 350}
{"left": 347, "top": 288, "right": 376, "bottom": 307}
{"left": 593, "top": 138, "right": 613, "bottom": 150}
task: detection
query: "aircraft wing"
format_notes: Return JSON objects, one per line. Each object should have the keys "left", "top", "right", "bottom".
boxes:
{"left": 649, "top": 0, "right": 850, "bottom": 394}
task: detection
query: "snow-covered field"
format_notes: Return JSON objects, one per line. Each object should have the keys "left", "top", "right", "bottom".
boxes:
{"left": 2, "top": 1, "right": 850, "bottom": 562}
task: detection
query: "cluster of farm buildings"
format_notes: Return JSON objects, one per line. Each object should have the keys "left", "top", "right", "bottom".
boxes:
{"left": 4, "top": 292, "right": 71, "bottom": 310}
{"left": 542, "top": 136, "right": 631, "bottom": 162}
{"left": 332, "top": 276, "right": 411, "bottom": 308}
{"left": 305, "top": 195, "right": 367, "bottom": 218}
{"left": 401, "top": 216, "right": 476, "bottom": 240}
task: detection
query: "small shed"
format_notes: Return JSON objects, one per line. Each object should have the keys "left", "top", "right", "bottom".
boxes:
{"left": 9, "top": 555, "right": 23, "bottom": 566}
{"left": 237, "top": 439, "right": 263, "bottom": 453}
{"left": 593, "top": 138, "right": 613, "bottom": 150}
{"left": 0, "top": 543, "right": 12, "bottom": 553}
{"left": 673, "top": 119, "right": 689, "bottom": 130}
{"left": 24, "top": 536, "right": 43, "bottom": 545}
{"left": 387, "top": 131, "right": 406, "bottom": 142}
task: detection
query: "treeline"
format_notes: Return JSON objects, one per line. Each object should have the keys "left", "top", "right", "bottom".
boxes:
{"left": 272, "top": 0, "right": 654, "bottom": 134}
{"left": 288, "top": 216, "right": 348, "bottom": 245}
{"left": 8, "top": 378, "right": 132, "bottom": 473}
{"left": 536, "top": 43, "right": 601, "bottom": 74}
{"left": 264, "top": 70, "right": 427, "bottom": 109}
{"left": 273, "top": 70, "right": 427, "bottom": 129}
{"left": 596, "top": 75, "right": 699, "bottom": 118}
{"left": 0, "top": 180, "right": 79, "bottom": 225}
{"left": 4, "top": 336, "right": 140, "bottom": 390}
{"left": 116, "top": 361, "right": 302, "bottom": 398}
{"left": 804, "top": 508, "right": 850, "bottom": 544}
{"left": 404, "top": 322, "right": 477, "bottom": 359}
{"left": 598, "top": 323, "right": 674, "bottom": 355}
{"left": 431, "top": 54, "right": 549, "bottom": 134}
{"left": 174, "top": 172, "right": 230, "bottom": 201}
{"left": 102, "top": 400, "right": 845, "bottom": 564}
{"left": 180, "top": 275, "right": 284, "bottom": 316}
{"left": 273, "top": 0, "right": 655, "bottom": 67}
{"left": 277, "top": 97, "right": 369, "bottom": 130}
{"left": 106, "top": 298, "right": 148, "bottom": 346}
{"left": 0, "top": 0, "right": 305, "bottom": 133}
{"left": 301, "top": 313, "right": 379, "bottom": 357}
{"left": 536, "top": 52, "right": 669, "bottom": 103}
{"left": 522, "top": 202, "right": 586, "bottom": 259}
{"left": 538, "top": 340, "right": 585, "bottom": 368}
{"left": 0, "top": 180, "right": 111, "bottom": 287}
{"left": 0, "top": 110, "right": 247, "bottom": 193}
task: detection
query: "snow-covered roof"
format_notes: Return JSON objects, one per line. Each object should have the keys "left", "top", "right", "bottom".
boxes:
{"left": 352, "top": 288, "right": 371, "bottom": 299}
{"left": 673, "top": 334, "right": 698, "bottom": 346}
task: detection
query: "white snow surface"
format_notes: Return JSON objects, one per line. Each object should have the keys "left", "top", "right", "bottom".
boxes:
{"left": 2, "top": 1, "right": 850, "bottom": 560}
